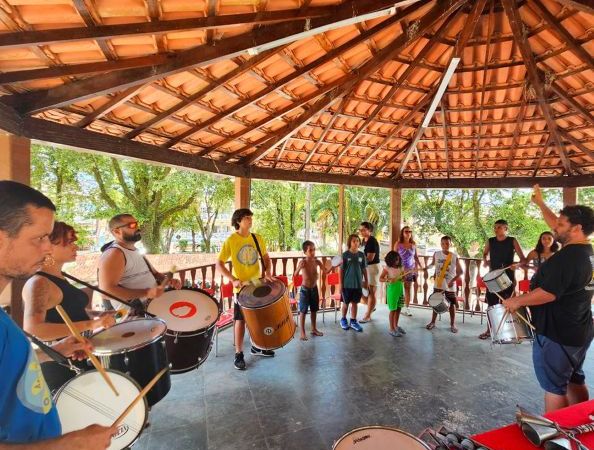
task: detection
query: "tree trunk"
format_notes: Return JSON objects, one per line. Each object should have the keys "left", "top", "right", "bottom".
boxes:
{"left": 191, "top": 228, "right": 196, "bottom": 252}
{"left": 305, "top": 183, "right": 311, "bottom": 240}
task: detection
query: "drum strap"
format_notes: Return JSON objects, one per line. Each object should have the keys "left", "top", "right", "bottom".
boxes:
{"left": 251, "top": 233, "right": 267, "bottom": 275}
{"left": 23, "top": 330, "right": 79, "bottom": 372}
{"left": 435, "top": 253, "right": 453, "bottom": 288}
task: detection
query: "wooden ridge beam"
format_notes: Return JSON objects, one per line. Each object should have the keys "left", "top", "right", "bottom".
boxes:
{"left": 6, "top": 0, "right": 422, "bottom": 115}
{"left": 502, "top": 0, "right": 573, "bottom": 175}
{"left": 0, "top": 7, "right": 337, "bottom": 49}
{"left": 239, "top": 0, "right": 470, "bottom": 167}
{"left": 162, "top": 1, "right": 425, "bottom": 148}
{"left": 323, "top": 8, "right": 460, "bottom": 173}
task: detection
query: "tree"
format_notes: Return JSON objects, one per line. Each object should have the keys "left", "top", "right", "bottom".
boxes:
{"left": 192, "top": 175, "right": 234, "bottom": 252}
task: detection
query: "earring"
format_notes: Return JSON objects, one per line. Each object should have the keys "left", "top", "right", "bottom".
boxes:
{"left": 43, "top": 255, "right": 55, "bottom": 267}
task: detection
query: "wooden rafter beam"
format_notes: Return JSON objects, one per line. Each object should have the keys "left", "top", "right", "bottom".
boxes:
{"left": 553, "top": 0, "right": 594, "bottom": 15}
{"left": 76, "top": 86, "right": 143, "bottom": 128}
{"left": 323, "top": 8, "right": 460, "bottom": 173}
{"left": 239, "top": 0, "right": 470, "bottom": 167}
{"left": 0, "top": 7, "right": 337, "bottom": 49}
{"left": 502, "top": 0, "right": 573, "bottom": 175}
{"left": 558, "top": 128, "right": 594, "bottom": 160}
{"left": 162, "top": 2, "right": 424, "bottom": 149}
{"left": 550, "top": 82, "right": 594, "bottom": 126}
{"left": 440, "top": 101, "right": 450, "bottom": 178}
{"left": 6, "top": 0, "right": 424, "bottom": 115}
{"left": 504, "top": 93, "right": 528, "bottom": 176}
{"left": 532, "top": 134, "right": 553, "bottom": 177}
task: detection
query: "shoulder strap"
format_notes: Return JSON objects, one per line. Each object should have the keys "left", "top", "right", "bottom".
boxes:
{"left": 436, "top": 252, "right": 453, "bottom": 287}
{"left": 23, "top": 330, "right": 73, "bottom": 368}
{"left": 251, "top": 233, "right": 267, "bottom": 274}
{"left": 142, "top": 256, "right": 161, "bottom": 283}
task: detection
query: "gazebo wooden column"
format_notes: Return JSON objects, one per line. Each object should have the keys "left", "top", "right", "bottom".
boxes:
{"left": 562, "top": 187, "right": 577, "bottom": 206}
{"left": 338, "top": 184, "right": 345, "bottom": 252}
{"left": 390, "top": 188, "right": 402, "bottom": 250}
{"left": 234, "top": 176, "right": 251, "bottom": 210}
{"left": 0, "top": 132, "right": 31, "bottom": 327}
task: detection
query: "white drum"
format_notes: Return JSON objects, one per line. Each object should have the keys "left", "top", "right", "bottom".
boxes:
{"left": 487, "top": 304, "right": 534, "bottom": 345}
{"left": 483, "top": 269, "right": 513, "bottom": 293}
{"left": 333, "top": 427, "right": 431, "bottom": 449}
{"left": 54, "top": 369, "right": 147, "bottom": 450}
{"left": 428, "top": 291, "right": 449, "bottom": 314}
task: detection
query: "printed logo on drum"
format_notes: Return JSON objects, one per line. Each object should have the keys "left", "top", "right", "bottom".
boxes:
{"left": 112, "top": 424, "right": 129, "bottom": 440}
{"left": 352, "top": 434, "right": 371, "bottom": 444}
{"left": 264, "top": 327, "right": 274, "bottom": 335}
{"left": 169, "top": 301, "right": 197, "bottom": 318}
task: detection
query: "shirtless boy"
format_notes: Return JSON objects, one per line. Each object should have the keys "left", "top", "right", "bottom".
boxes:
{"left": 294, "top": 241, "right": 326, "bottom": 340}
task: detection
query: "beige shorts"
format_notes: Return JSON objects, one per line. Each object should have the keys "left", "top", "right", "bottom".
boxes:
{"left": 366, "top": 263, "right": 381, "bottom": 287}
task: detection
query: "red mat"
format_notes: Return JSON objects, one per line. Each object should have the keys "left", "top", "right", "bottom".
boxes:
{"left": 472, "top": 400, "right": 594, "bottom": 449}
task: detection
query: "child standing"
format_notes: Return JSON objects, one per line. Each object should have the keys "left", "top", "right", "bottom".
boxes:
{"left": 294, "top": 241, "right": 326, "bottom": 340}
{"left": 380, "top": 251, "right": 406, "bottom": 337}
{"left": 340, "top": 234, "right": 368, "bottom": 332}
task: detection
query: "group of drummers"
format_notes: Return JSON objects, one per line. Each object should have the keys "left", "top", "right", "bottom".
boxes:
{"left": 0, "top": 180, "right": 593, "bottom": 450}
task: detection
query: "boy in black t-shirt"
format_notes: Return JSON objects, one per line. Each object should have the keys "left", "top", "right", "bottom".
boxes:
{"left": 503, "top": 185, "right": 593, "bottom": 413}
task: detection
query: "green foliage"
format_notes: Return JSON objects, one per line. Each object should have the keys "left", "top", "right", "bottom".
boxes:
{"left": 344, "top": 186, "right": 390, "bottom": 241}
{"left": 178, "top": 239, "right": 188, "bottom": 252}
{"left": 579, "top": 187, "right": 594, "bottom": 206}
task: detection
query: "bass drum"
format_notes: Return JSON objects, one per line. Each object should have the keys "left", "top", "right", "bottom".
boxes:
{"left": 147, "top": 288, "right": 220, "bottom": 373}
{"left": 54, "top": 369, "right": 148, "bottom": 450}
{"left": 333, "top": 427, "right": 431, "bottom": 449}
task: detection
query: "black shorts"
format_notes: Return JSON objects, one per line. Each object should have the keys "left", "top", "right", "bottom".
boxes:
{"left": 233, "top": 301, "right": 244, "bottom": 321}
{"left": 485, "top": 284, "right": 515, "bottom": 306}
{"left": 342, "top": 288, "right": 362, "bottom": 304}
{"left": 299, "top": 287, "right": 320, "bottom": 314}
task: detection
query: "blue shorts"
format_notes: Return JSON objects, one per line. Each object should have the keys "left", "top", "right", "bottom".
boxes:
{"left": 532, "top": 334, "right": 592, "bottom": 395}
{"left": 342, "top": 288, "right": 362, "bottom": 304}
{"left": 299, "top": 287, "right": 319, "bottom": 314}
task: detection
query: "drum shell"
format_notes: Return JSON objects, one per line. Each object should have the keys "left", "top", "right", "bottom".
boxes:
{"left": 165, "top": 324, "right": 216, "bottom": 373}
{"left": 333, "top": 426, "right": 431, "bottom": 450}
{"left": 487, "top": 304, "right": 533, "bottom": 344}
{"left": 483, "top": 269, "right": 513, "bottom": 293}
{"left": 239, "top": 285, "right": 296, "bottom": 350}
{"left": 428, "top": 291, "right": 449, "bottom": 314}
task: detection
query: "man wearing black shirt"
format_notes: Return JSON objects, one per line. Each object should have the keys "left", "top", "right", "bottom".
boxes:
{"left": 503, "top": 185, "right": 593, "bottom": 413}
{"left": 359, "top": 222, "right": 380, "bottom": 323}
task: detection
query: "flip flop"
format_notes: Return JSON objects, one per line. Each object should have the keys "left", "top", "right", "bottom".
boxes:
{"left": 478, "top": 332, "right": 490, "bottom": 340}
{"left": 450, "top": 326, "right": 458, "bottom": 334}
{"left": 359, "top": 318, "right": 370, "bottom": 323}
{"left": 425, "top": 323, "right": 436, "bottom": 330}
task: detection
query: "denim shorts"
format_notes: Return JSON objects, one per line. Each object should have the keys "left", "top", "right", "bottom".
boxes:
{"left": 532, "top": 334, "right": 591, "bottom": 395}
{"left": 299, "top": 287, "right": 319, "bottom": 314}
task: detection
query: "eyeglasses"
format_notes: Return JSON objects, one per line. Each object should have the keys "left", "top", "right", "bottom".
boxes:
{"left": 114, "top": 221, "right": 139, "bottom": 230}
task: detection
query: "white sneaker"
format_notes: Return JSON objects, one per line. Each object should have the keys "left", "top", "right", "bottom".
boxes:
{"left": 403, "top": 308, "right": 413, "bottom": 317}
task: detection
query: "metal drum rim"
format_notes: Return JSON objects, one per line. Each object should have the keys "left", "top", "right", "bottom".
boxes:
{"left": 237, "top": 281, "right": 286, "bottom": 310}
{"left": 91, "top": 318, "right": 167, "bottom": 355}
{"left": 333, "top": 426, "right": 431, "bottom": 450}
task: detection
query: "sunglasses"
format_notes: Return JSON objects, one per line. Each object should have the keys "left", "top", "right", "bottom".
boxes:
{"left": 114, "top": 221, "right": 139, "bottom": 230}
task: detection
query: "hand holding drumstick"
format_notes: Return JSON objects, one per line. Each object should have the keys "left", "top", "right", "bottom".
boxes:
{"left": 56, "top": 305, "right": 119, "bottom": 396}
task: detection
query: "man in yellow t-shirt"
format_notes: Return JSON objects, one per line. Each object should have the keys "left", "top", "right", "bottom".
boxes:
{"left": 216, "top": 208, "right": 274, "bottom": 370}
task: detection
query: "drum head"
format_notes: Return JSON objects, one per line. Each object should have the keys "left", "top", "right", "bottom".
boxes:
{"left": 91, "top": 318, "right": 166, "bottom": 355}
{"left": 147, "top": 289, "right": 219, "bottom": 332}
{"left": 333, "top": 427, "right": 431, "bottom": 450}
{"left": 238, "top": 279, "right": 285, "bottom": 309}
{"left": 483, "top": 269, "right": 503, "bottom": 282}
{"left": 331, "top": 255, "right": 342, "bottom": 267}
{"left": 55, "top": 369, "right": 147, "bottom": 450}
{"left": 428, "top": 292, "right": 444, "bottom": 306}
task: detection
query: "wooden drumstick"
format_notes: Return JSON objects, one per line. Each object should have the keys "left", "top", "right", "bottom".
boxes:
{"left": 56, "top": 305, "right": 119, "bottom": 397}
{"left": 493, "top": 292, "right": 536, "bottom": 331}
{"left": 494, "top": 310, "right": 509, "bottom": 338}
{"left": 112, "top": 367, "right": 168, "bottom": 427}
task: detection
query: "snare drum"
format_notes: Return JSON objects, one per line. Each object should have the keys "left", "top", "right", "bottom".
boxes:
{"left": 483, "top": 269, "right": 513, "bottom": 293}
{"left": 91, "top": 318, "right": 171, "bottom": 406}
{"left": 487, "top": 304, "right": 533, "bottom": 344}
{"left": 147, "top": 288, "right": 220, "bottom": 373}
{"left": 333, "top": 426, "right": 431, "bottom": 449}
{"left": 54, "top": 369, "right": 147, "bottom": 450}
{"left": 237, "top": 279, "right": 296, "bottom": 350}
{"left": 428, "top": 291, "right": 449, "bottom": 314}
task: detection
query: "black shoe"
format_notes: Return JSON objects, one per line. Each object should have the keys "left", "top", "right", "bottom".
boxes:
{"left": 234, "top": 352, "right": 246, "bottom": 370}
{"left": 250, "top": 346, "right": 275, "bottom": 357}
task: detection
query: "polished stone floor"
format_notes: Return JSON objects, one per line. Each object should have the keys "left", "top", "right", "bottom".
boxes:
{"left": 134, "top": 306, "right": 594, "bottom": 450}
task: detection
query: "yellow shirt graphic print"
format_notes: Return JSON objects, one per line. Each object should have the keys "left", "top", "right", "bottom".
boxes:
{"left": 17, "top": 347, "right": 52, "bottom": 414}
{"left": 218, "top": 233, "right": 268, "bottom": 285}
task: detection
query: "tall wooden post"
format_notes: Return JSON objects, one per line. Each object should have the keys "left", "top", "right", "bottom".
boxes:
{"left": 338, "top": 185, "right": 345, "bottom": 252}
{"left": 390, "top": 188, "right": 402, "bottom": 250}
{"left": 0, "top": 132, "right": 31, "bottom": 326}
{"left": 234, "top": 177, "right": 251, "bottom": 210}
{"left": 563, "top": 187, "right": 577, "bottom": 207}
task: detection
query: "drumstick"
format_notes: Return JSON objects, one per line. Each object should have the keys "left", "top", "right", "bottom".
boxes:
{"left": 112, "top": 367, "right": 168, "bottom": 427}
{"left": 493, "top": 292, "right": 536, "bottom": 331}
{"left": 55, "top": 305, "right": 119, "bottom": 397}
{"left": 494, "top": 310, "right": 508, "bottom": 337}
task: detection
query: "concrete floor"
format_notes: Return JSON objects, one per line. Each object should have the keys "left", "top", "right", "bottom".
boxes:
{"left": 133, "top": 305, "right": 594, "bottom": 450}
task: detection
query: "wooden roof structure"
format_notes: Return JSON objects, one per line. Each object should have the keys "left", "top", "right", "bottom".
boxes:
{"left": 0, "top": 0, "right": 593, "bottom": 188}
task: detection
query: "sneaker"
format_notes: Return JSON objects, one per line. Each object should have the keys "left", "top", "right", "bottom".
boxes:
{"left": 392, "top": 330, "right": 403, "bottom": 337}
{"left": 389, "top": 330, "right": 399, "bottom": 337}
{"left": 234, "top": 352, "right": 246, "bottom": 370}
{"left": 350, "top": 319, "right": 363, "bottom": 332}
{"left": 403, "top": 308, "right": 413, "bottom": 317}
{"left": 250, "top": 346, "right": 275, "bottom": 357}
{"left": 397, "top": 326, "right": 406, "bottom": 335}
{"left": 340, "top": 317, "right": 350, "bottom": 330}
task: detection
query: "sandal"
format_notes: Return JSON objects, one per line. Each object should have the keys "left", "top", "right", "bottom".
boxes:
{"left": 450, "top": 326, "right": 458, "bottom": 334}
{"left": 478, "top": 331, "right": 490, "bottom": 340}
{"left": 425, "top": 323, "right": 436, "bottom": 330}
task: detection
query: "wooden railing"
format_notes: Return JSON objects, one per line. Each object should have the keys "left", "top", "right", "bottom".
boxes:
{"left": 173, "top": 255, "right": 533, "bottom": 315}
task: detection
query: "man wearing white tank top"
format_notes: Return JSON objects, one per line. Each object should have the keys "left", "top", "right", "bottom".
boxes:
{"left": 98, "top": 214, "right": 180, "bottom": 311}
